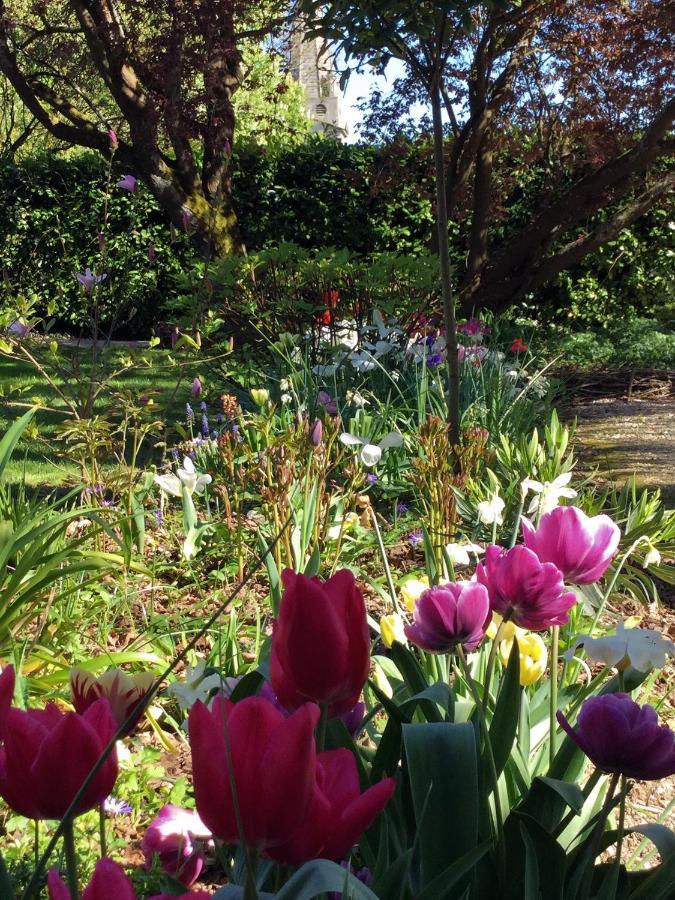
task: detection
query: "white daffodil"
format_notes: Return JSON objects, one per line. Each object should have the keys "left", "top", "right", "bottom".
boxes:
{"left": 564, "top": 620, "right": 675, "bottom": 672}
{"left": 477, "top": 493, "right": 505, "bottom": 525}
{"left": 349, "top": 350, "right": 378, "bottom": 372}
{"left": 445, "top": 541, "right": 484, "bottom": 567}
{"left": 340, "top": 431, "right": 403, "bottom": 467}
{"left": 346, "top": 390, "right": 368, "bottom": 408}
{"left": 643, "top": 545, "right": 662, "bottom": 568}
{"left": 521, "top": 472, "right": 577, "bottom": 515}
{"left": 154, "top": 456, "right": 212, "bottom": 497}
{"left": 168, "top": 661, "right": 223, "bottom": 711}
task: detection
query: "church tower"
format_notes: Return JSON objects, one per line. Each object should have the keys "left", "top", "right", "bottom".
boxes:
{"left": 289, "top": 21, "right": 348, "bottom": 139}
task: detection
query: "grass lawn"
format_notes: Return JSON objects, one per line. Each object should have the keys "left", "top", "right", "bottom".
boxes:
{"left": 0, "top": 347, "right": 209, "bottom": 488}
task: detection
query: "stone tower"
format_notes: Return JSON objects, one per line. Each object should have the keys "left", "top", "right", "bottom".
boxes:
{"left": 289, "top": 21, "right": 348, "bottom": 139}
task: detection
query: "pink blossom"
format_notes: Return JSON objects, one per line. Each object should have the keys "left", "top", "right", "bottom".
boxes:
{"left": 475, "top": 544, "right": 576, "bottom": 631}
{"left": 107, "top": 128, "right": 118, "bottom": 149}
{"left": 405, "top": 582, "right": 490, "bottom": 653}
{"left": 141, "top": 805, "right": 212, "bottom": 887}
{"left": 521, "top": 506, "right": 620, "bottom": 585}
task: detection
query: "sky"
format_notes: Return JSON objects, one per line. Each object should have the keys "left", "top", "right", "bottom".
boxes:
{"left": 339, "top": 59, "right": 428, "bottom": 141}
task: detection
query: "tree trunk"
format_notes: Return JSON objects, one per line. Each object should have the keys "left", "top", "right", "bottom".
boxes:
{"left": 430, "top": 76, "right": 460, "bottom": 451}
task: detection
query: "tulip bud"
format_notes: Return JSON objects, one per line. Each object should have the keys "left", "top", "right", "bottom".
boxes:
{"left": 49, "top": 340, "right": 58, "bottom": 355}
{"left": 251, "top": 388, "right": 270, "bottom": 408}
{"left": 191, "top": 377, "right": 202, "bottom": 397}
{"left": 310, "top": 419, "right": 323, "bottom": 447}
{"left": 107, "top": 127, "right": 118, "bottom": 149}
{"left": 380, "top": 613, "right": 407, "bottom": 648}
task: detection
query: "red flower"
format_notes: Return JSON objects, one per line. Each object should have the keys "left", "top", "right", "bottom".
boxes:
{"left": 510, "top": 338, "right": 528, "bottom": 353}
{"left": 70, "top": 667, "right": 154, "bottom": 733}
{"left": 0, "top": 667, "right": 118, "bottom": 819}
{"left": 319, "top": 289, "right": 340, "bottom": 325}
{"left": 271, "top": 569, "right": 371, "bottom": 716}
{"left": 267, "top": 748, "right": 395, "bottom": 865}
{"left": 48, "top": 858, "right": 136, "bottom": 900}
{"left": 189, "top": 695, "right": 319, "bottom": 851}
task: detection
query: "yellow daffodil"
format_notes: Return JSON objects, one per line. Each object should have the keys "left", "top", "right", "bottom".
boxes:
{"left": 500, "top": 632, "right": 548, "bottom": 686}
{"left": 399, "top": 576, "right": 429, "bottom": 613}
{"left": 380, "top": 613, "right": 408, "bottom": 648}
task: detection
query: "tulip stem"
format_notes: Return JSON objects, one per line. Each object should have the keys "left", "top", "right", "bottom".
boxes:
{"left": 456, "top": 647, "right": 506, "bottom": 887}
{"left": 98, "top": 804, "right": 107, "bottom": 856}
{"left": 316, "top": 703, "right": 329, "bottom": 753}
{"left": 509, "top": 497, "right": 525, "bottom": 548}
{"left": 62, "top": 818, "right": 79, "bottom": 900}
{"left": 549, "top": 625, "right": 560, "bottom": 770}
{"left": 369, "top": 504, "right": 400, "bottom": 613}
{"left": 244, "top": 848, "right": 259, "bottom": 900}
{"left": 482, "top": 616, "right": 510, "bottom": 711}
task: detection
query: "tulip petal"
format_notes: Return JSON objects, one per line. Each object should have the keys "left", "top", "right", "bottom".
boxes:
{"left": 47, "top": 869, "right": 71, "bottom": 900}
{"left": 188, "top": 700, "right": 238, "bottom": 842}
{"left": 83, "top": 858, "right": 137, "bottom": 900}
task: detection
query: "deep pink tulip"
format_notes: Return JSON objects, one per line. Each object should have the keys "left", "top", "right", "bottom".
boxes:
{"left": 521, "top": 506, "right": 620, "bottom": 585}
{"left": 267, "top": 748, "right": 395, "bottom": 865}
{"left": 475, "top": 545, "right": 576, "bottom": 631}
{"left": 0, "top": 667, "right": 118, "bottom": 819}
{"left": 0, "top": 665, "right": 13, "bottom": 741}
{"left": 48, "top": 858, "right": 135, "bottom": 900}
{"left": 557, "top": 694, "right": 675, "bottom": 780}
{"left": 189, "top": 695, "right": 319, "bottom": 851}
{"left": 270, "top": 569, "right": 371, "bottom": 717}
{"left": 116, "top": 174, "right": 137, "bottom": 192}
{"left": 142, "top": 804, "right": 211, "bottom": 886}
{"left": 405, "top": 582, "right": 490, "bottom": 653}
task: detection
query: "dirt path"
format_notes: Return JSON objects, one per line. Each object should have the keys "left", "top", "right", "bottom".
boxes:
{"left": 568, "top": 396, "right": 675, "bottom": 508}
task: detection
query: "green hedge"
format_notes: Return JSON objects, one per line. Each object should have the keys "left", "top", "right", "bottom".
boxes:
{"left": 0, "top": 138, "right": 671, "bottom": 337}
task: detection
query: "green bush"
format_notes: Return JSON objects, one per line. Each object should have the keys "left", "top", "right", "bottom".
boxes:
{"left": 540, "top": 318, "right": 675, "bottom": 370}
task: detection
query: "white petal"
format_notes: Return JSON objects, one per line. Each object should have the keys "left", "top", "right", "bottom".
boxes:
{"left": 194, "top": 474, "right": 212, "bottom": 492}
{"left": 360, "top": 444, "right": 382, "bottom": 467}
{"left": 154, "top": 474, "right": 182, "bottom": 497}
{"left": 182, "top": 456, "right": 196, "bottom": 474}
{"left": 379, "top": 432, "right": 403, "bottom": 450}
{"left": 340, "top": 433, "right": 366, "bottom": 447}
{"left": 553, "top": 472, "right": 573, "bottom": 487}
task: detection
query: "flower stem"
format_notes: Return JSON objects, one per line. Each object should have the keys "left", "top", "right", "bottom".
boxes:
{"left": 482, "top": 616, "right": 510, "bottom": 711}
{"left": 614, "top": 776, "right": 627, "bottom": 876}
{"left": 98, "top": 803, "right": 107, "bottom": 856}
{"left": 457, "top": 646, "right": 506, "bottom": 888}
{"left": 316, "top": 702, "right": 329, "bottom": 753}
{"left": 369, "top": 504, "right": 400, "bottom": 612}
{"left": 243, "top": 848, "right": 259, "bottom": 900}
{"left": 549, "top": 625, "right": 560, "bottom": 770}
{"left": 62, "top": 818, "right": 79, "bottom": 900}
{"left": 509, "top": 497, "right": 525, "bottom": 548}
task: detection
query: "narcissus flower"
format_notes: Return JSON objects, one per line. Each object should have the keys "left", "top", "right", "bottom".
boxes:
{"left": 141, "top": 805, "right": 212, "bottom": 887}
{"left": 521, "top": 506, "right": 620, "bottom": 584}
{"left": 521, "top": 472, "right": 577, "bottom": 516}
{"left": 154, "top": 456, "right": 212, "bottom": 498}
{"left": 399, "top": 575, "right": 429, "bottom": 612}
{"left": 339, "top": 431, "right": 403, "bottom": 467}
{"left": 564, "top": 620, "right": 675, "bottom": 672}
{"left": 70, "top": 668, "right": 154, "bottom": 732}
{"left": 557, "top": 694, "right": 675, "bottom": 780}
{"left": 0, "top": 667, "right": 118, "bottom": 819}
{"left": 445, "top": 541, "right": 484, "bottom": 567}
{"left": 189, "top": 695, "right": 319, "bottom": 850}
{"left": 266, "top": 748, "right": 395, "bottom": 865}
{"left": 475, "top": 545, "right": 576, "bottom": 631}
{"left": 76, "top": 267, "right": 107, "bottom": 292}
{"left": 380, "top": 613, "right": 408, "bottom": 648}
{"left": 271, "top": 569, "right": 370, "bottom": 716}
{"left": 499, "top": 633, "right": 548, "bottom": 686}
{"left": 477, "top": 493, "right": 505, "bottom": 526}
{"left": 405, "top": 582, "right": 490, "bottom": 653}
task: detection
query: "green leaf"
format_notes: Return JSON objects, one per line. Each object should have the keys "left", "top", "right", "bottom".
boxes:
{"left": 488, "top": 636, "right": 522, "bottom": 777}
{"left": 0, "top": 850, "right": 14, "bottom": 900}
{"left": 403, "top": 722, "right": 479, "bottom": 890}
{"left": 415, "top": 841, "right": 491, "bottom": 900}
{"left": 627, "top": 851, "right": 675, "bottom": 900}
{"left": 0, "top": 407, "right": 36, "bottom": 481}
{"left": 535, "top": 777, "right": 585, "bottom": 815}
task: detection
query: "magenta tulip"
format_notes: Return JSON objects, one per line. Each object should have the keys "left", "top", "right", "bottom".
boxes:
{"left": 189, "top": 695, "right": 319, "bottom": 851}
{"left": 141, "top": 805, "right": 211, "bottom": 886}
{"left": 270, "top": 569, "right": 371, "bottom": 717}
{"left": 475, "top": 545, "right": 576, "bottom": 631}
{"left": 267, "top": 748, "right": 395, "bottom": 865}
{"left": 521, "top": 506, "right": 620, "bottom": 584}
{"left": 557, "top": 694, "right": 675, "bottom": 780}
{"left": 405, "top": 582, "right": 490, "bottom": 653}
{"left": 0, "top": 667, "right": 118, "bottom": 819}
{"left": 48, "top": 858, "right": 135, "bottom": 900}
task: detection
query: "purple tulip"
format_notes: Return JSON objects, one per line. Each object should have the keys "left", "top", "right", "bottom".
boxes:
{"left": 475, "top": 545, "right": 576, "bottom": 631}
{"left": 310, "top": 419, "right": 323, "bottom": 447}
{"left": 116, "top": 174, "right": 137, "bottom": 192}
{"left": 521, "top": 506, "right": 620, "bottom": 585}
{"left": 191, "top": 377, "right": 202, "bottom": 397}
{"left": 318, "top": 390, "right": 338, "bottom": 416}
{"left": 107, "top": 128, "right": 118, "bottom": 149}
{"left": 405, "top": 582, "right": 490, "bottom": 653}
{"left": 141, "top": 804, "right": 212, "bottom": 887}
{"left": 557, "top": 694, "right": 675, "bottom": 780}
